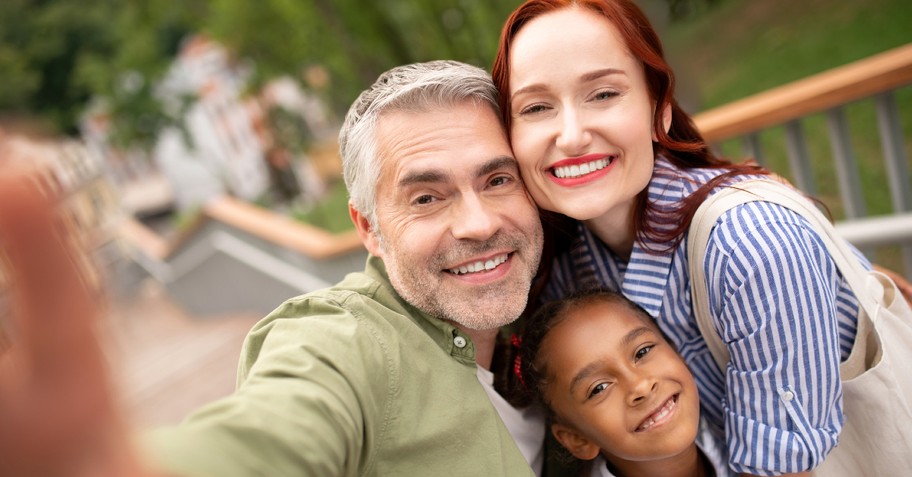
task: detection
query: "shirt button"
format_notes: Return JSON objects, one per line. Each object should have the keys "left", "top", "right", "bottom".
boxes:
{"left": 781, "top": 390, "right": 795, "bottom": 402}
{"left": 453, "top": 336, "right": 467, "bottom": 348}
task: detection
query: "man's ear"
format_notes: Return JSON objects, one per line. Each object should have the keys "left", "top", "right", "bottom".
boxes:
{"left": 552, "top": 422, "right": 600, "bottom": 461}
{"left": 349, "top": 201, "right": 383, "bottom": 257}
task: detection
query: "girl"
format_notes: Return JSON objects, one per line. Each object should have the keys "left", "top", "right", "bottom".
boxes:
{"left": 518, "top": 289, "right": 731, "bottom": 477}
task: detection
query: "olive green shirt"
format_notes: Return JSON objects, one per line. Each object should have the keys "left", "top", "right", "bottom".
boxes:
{"left": 145, "top": 256, "right": 535, "bottom": 477}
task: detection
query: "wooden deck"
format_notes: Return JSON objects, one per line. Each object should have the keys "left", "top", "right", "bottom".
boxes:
{"left": 102, "top": 280, "right": 262, "bottom": 428}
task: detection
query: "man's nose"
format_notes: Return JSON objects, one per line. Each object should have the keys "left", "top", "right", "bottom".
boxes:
{"left": 555, "top": 108, "right": 592, "bottom": 154}
{"left": 450, "top": 193, "right": 501, "bottom": 241}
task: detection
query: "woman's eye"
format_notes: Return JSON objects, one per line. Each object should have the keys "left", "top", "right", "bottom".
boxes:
{"left": 518, "top": 103, "right": 549, "bottom": 115}
{"left": 588, "top": 382, "right": 609, "bottom": 399}
{"left": 634, "top": 344, "right": 654, "bottom": 361}
{"left": 592, "top": 90, "right": 619, "bottom": 101}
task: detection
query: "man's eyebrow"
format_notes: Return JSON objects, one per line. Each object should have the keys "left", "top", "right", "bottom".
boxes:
{"left": 567, "top": 325, "right": 654, "bottom": 394}
{"left": 398, "top": 169, "right": 448, "bottom": 189}
{"left": 477, "top": 156, "right": 518, "bottom": 177}
{"left": 397, "top": 156, "right": 516, "bottom": 189}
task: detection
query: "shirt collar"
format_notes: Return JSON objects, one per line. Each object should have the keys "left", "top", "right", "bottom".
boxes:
{"left": 363, "top": 255, "right": 477, "bottom": 365}
{"left": 570, "top": 157, "right": 683, "bottom": 318}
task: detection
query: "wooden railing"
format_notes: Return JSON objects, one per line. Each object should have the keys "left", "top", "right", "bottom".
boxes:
{"left": 694, "top": 43, "right": 912, "bottom": 275}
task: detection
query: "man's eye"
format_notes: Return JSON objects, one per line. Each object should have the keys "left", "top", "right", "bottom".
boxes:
{"left": 634, "top": 344, "right": 654, "bottom": 361}
{"left": 413, "top": 195, "right": 436, "bottom": 205}
{"left": 490, "top": 175, "right": 511, "bottom": 187}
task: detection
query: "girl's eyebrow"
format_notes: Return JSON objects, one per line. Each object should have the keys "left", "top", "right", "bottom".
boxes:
{"left": 567, "top": 325, "right": 653, "bottom": 394}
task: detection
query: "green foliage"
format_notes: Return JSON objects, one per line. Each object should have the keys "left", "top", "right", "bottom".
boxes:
{"left": 291, "top": 180, "right": 354, "bottom": 234}
{"left": 0, "top": 0, "right": 205, "bottom": 136}
{"left": 1, "top": 0, "right": 524, "bottom": 142}
{"left": 267, "top": 106, "right": 314, "bottom": 154}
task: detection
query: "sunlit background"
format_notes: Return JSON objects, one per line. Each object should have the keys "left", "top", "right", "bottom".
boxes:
{"left": 1, "top": 0, "right": 910, "bottom": 426}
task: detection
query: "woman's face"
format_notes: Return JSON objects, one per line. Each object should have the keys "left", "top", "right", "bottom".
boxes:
{"left": 508, "top": 7, "right": 667, "bottom": 224}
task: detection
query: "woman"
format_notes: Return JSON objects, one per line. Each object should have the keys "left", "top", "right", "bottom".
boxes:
{"left": 492, "top": 1, "right": 866, "bottom": 475}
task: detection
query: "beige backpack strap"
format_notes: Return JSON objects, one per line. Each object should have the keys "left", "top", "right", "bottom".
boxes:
{"left": 688, "top": 179, "right": 875, "bottom": 373}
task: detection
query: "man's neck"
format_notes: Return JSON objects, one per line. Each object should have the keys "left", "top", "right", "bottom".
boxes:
{"left": 454, "top": 325, "right": 499, "bottom": 370}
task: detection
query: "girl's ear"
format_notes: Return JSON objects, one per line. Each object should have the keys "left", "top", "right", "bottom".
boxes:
{"left": 552, "top": 422, "right": 600, "bottom": 460}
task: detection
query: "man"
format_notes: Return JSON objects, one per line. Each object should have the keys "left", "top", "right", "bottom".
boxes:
{"left": 0, "top": 60, "right": 544, "bottom": 476}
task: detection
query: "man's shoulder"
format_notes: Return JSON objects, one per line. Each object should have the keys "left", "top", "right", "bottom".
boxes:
{"left": 260, "top": 269, "right": 404, "bottom": 331}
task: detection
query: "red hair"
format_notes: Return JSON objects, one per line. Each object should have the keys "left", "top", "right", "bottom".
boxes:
{"left": 492, "top": 0, "right": 767, "bottom": 253}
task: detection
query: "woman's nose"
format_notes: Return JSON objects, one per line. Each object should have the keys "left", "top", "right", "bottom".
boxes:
{"left": 555, "top": 108, "right": 592, "bottom": 154}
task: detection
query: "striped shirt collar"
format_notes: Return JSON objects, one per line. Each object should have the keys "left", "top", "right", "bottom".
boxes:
{"left": 566, "top": 156, "right": 687, "bottom": 317}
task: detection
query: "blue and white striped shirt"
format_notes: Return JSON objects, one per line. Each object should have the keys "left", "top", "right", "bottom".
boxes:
{"left": 544, "top": 157, "right": 866, "bottom": 475}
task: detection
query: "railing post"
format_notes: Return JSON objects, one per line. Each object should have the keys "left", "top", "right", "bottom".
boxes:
{"left": 825, "top": 107, "right": 866, "bottom": 219}
{"left": 874, "top": 90, "right": 912, "bottom": 274}
{"left": 742, "top": 133, "right": 765, "bottom": 166}
{"left": 784, "top": 120, "right": 816, "bottom": 196}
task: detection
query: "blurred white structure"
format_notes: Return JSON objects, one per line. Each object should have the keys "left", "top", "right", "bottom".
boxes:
{"left": 81, "top": 35, "right": 336, "bottom": 217}
{"left": 154, "top": 36, "right": 269, "bottom": 210}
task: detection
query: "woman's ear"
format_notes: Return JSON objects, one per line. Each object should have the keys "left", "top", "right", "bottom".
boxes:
{"left": 552, "top": 422, "right": 600, "bottom": 460}
{"left": 652, "top": 102, "right": 673, "bottom": 141}
{"left": 662, "top": 102, "right": 672, "bottom": 134}
{"left": 349, "top": 202, "right": 383, "bottom": 257}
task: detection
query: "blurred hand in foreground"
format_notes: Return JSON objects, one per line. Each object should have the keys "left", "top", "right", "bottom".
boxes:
{"left": 0, "top": 167, "right": 153, "bottom": 477}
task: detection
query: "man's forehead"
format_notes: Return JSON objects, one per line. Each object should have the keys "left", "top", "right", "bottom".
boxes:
{"left": 374, "top": 103, "right": 513, "bottom": 182}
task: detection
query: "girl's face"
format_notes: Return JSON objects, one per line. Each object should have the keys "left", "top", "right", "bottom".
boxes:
{"left": 507, "top": 7, "right": 668, "bottom": 225}
{"left": 538, "top": 299, "right": 699, "bottom": 463}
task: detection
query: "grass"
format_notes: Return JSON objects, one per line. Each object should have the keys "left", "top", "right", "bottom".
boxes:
{"left": 664, "top": 0, "right": 912, "bottom": 272}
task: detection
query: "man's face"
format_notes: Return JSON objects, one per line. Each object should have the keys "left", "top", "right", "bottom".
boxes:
{"left": 360, "top": 101, "right": 543, "bottom": 331}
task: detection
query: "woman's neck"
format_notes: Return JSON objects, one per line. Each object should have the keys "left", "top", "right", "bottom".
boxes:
{"left": 605, "top": 444, "right": 710, "bottom": 477}
{"left": 583, "top": 202, "right": 636, "bottom": 261}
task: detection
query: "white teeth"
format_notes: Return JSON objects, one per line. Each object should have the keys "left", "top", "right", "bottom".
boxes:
{"left": 553, "top": 158, "right": 610, "bottom": 179}
{"left": 637, "top": 396, "right": 676, "bottom": 431}
{"left": 448, "top": 253, "right": 508, "bottom": 275}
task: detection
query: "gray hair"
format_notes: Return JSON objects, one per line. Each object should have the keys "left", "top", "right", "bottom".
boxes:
{"left": 339, "top": 60, "right": 501, "bottom": 229}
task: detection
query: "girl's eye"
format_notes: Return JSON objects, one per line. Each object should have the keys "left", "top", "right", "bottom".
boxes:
{"left": 634, "top": 344, "right": 654, "bottom": 361}
{"left": 588, "top": 382, "right": 609, "bottom": 399}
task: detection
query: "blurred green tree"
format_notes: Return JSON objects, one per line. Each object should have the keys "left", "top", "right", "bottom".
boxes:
{"left": 1, "top": 0, "right": 713, "bottom": 146}
{"left": 0, "top": 0, "right": 205, "bottom": 140}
